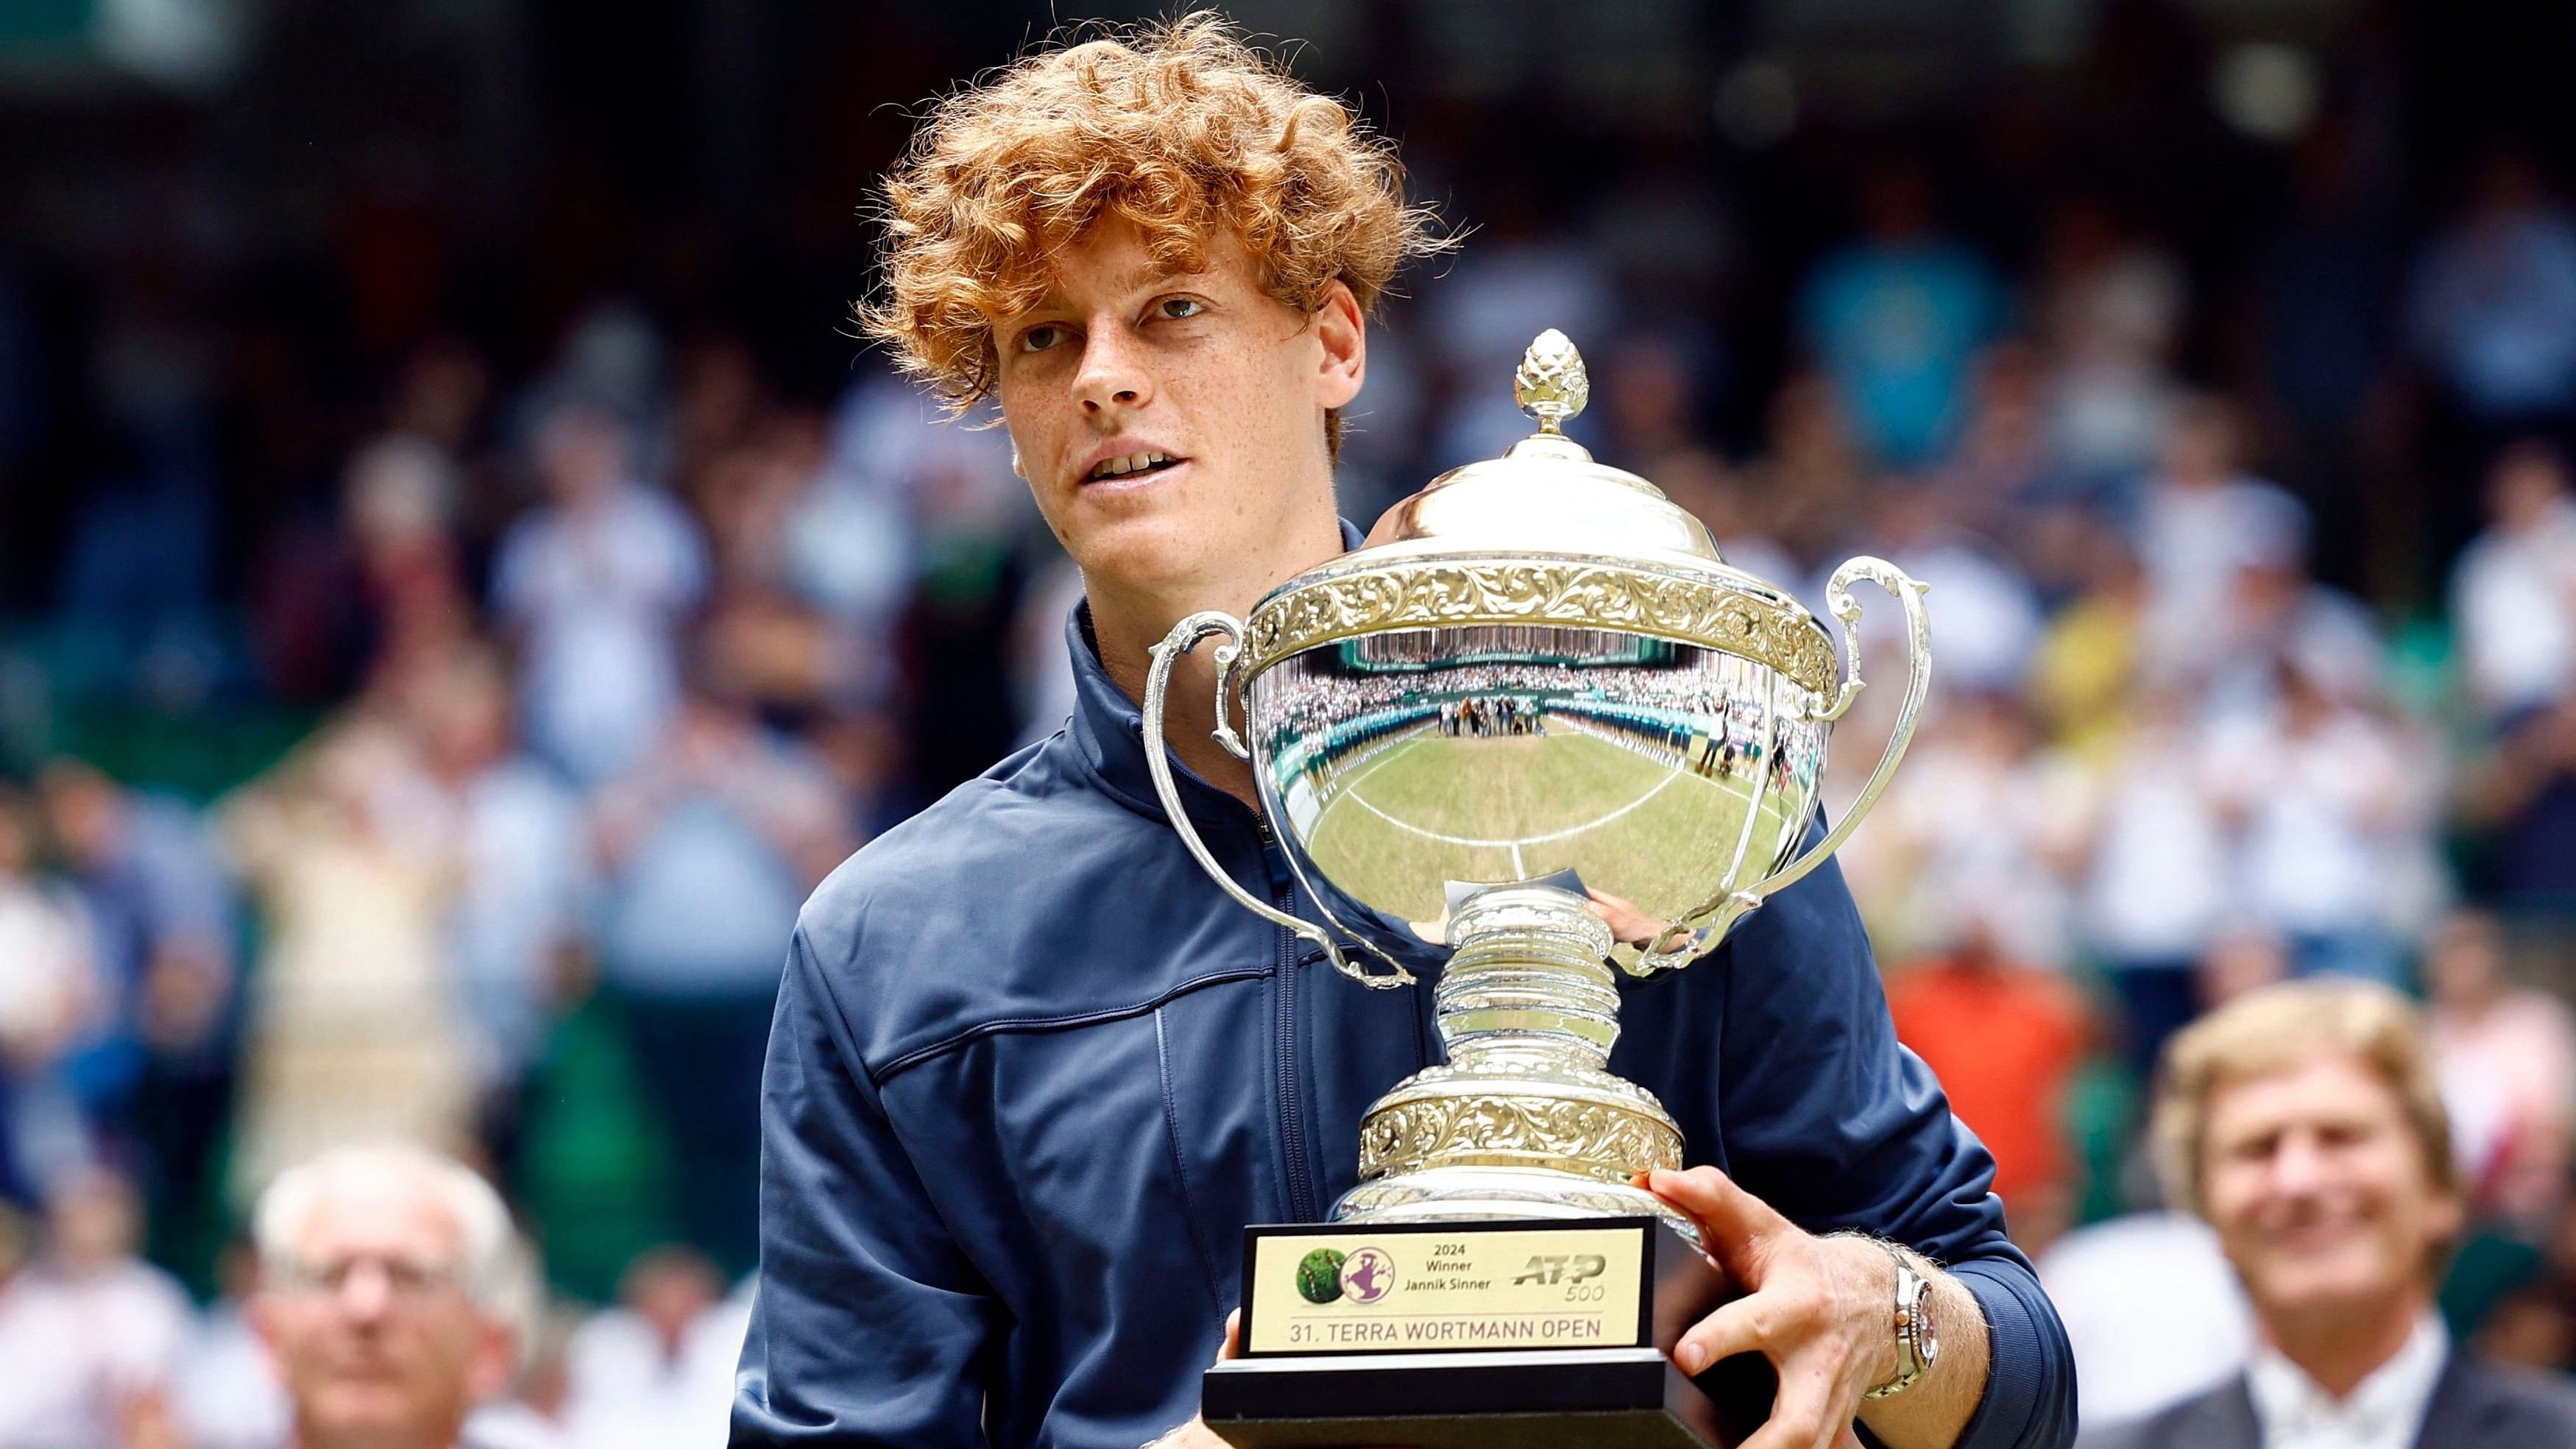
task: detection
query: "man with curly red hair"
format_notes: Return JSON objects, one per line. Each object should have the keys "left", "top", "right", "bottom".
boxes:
{"left": 734, "top": 16, "right": 2073, "bottom": 1449}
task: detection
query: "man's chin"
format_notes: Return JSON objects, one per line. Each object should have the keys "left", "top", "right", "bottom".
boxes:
{"left": 2251, "top": 1261, "right": 2415, "bottom": 1327}
{"left": 307, "top": 1380, "right": 423, "bottom": 1435}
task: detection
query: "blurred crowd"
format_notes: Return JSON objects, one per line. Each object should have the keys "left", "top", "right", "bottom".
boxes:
{"left": 6, "top": 1, "right": 2576, "bottom": 1442}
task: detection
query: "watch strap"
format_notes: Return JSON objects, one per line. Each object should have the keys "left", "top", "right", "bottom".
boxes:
{"left": 1861, "top": 1243, "right": 1933, "bottom": 1401}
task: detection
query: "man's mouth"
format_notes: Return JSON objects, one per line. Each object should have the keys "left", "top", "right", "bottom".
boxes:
{"left": 1085, "top": 450, "right": 1184, "bottom": 483}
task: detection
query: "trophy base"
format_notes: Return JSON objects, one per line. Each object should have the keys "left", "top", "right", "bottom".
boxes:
{"left": 1207, "top": 1216, "right": 1774, "bottom": 1449}
{"left": 1203, "top": 1345, "right": 1770, "bottom": 1448}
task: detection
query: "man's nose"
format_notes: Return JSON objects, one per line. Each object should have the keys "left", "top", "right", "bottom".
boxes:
{"left": 2268, "top": 1131, "right": 2333, "bottom": 1196}
{"left": 336, "top": 1260, "right": 398, "bottom": 1320}
{"left": 1072, "top": 327, "right": 1153, "bottom": 415}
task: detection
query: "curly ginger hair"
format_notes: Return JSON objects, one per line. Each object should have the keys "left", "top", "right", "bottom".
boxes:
{"left": 862, "top": 13, "right": 1448, "bottom": 432}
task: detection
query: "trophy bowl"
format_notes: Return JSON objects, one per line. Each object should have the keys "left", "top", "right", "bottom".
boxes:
{"left": 1146, "top": 330, "right": 1931, "bottom": 1244}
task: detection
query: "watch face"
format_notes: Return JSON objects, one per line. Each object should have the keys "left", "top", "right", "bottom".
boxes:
{"left": 1916, "top": 1279, "right": 1939, "bottom": 1367}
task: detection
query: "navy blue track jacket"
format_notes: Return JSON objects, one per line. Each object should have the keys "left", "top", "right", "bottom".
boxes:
{"left": 732, "top": 595, "right": 2078, "bottom": 1449}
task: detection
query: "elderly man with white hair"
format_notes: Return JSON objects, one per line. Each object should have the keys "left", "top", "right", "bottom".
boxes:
{"left": 250, "top": 1144, "right": 535, "bottom": 1449}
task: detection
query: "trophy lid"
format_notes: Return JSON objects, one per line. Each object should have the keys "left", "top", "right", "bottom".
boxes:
{"left": 1355, "top": 329, "right": 1729, "bottom": 573}
{"left": 1239, "top": 327, "right": 1833, "bottom": 694}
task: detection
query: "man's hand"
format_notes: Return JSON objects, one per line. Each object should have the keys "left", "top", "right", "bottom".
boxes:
{"left": 1649, "top": 1166, "right": 1986, "bottom": 1449}
{"left": 1650, "top": 1166, "right": 1893, "bottom": 1449}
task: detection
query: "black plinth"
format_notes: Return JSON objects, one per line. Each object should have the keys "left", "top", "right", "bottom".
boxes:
{"left": 1202, "top": 1217, "right": 1776, "bottom": 1449}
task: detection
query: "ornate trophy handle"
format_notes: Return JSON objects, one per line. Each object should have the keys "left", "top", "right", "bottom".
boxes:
{"left": 1691, "top": 557, "right": 1931, "bottom": 943}
{"left": 1144, "top": 613, "right": 1415, "bottom": 990}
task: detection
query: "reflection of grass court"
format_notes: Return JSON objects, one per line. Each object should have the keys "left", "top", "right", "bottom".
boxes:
{"left": 1303, "top": 728, "right": 1797, "bottom": 925}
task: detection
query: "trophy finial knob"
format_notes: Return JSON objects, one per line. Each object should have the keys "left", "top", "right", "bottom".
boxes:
{"left": 1512, "top": 329, "right": 1589, "bottom": 435}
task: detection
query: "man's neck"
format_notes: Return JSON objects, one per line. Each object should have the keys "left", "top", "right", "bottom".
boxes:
{"left": 2261, "top": 1289, "right": 2433, "bottom": 1400}
{"left": 1084, "top": 530, "right": 1347, "bottom": 807}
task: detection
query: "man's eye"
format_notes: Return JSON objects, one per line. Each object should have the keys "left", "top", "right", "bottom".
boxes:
{"left": 1156, "top": 297, "right": 1205, "bottom": 321}
{"left": 1019, "top": 324, "right": 1067, "bottom": 353}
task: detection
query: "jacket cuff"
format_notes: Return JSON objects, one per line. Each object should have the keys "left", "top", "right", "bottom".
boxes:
{"left": 1942, "top": 1257, "right": 2078, "bottom": 1449}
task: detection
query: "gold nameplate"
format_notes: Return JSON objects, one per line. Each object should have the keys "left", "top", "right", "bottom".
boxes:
{"left": 1239, "top": 1219, "right": 1654, "bottom": 1357}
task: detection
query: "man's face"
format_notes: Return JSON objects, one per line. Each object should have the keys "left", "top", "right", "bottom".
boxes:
{"left": 991, "top": 217, "right": 1360, "bottom": 603}
{"left": 2201, "top": 1052, "right": 2462, "bottom": 1333}
{"left": 252, "top": 1181, "right": 512, "bottom": 1448}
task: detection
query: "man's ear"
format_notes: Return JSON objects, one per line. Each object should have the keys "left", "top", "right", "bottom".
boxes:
{"left": 469, "top": 1319, "right": 518, "bottom": 1402}
{"left": 245, "top": 1291, "right": 280, "bottom": 1353}
{"left": 1313, "top": 280, "right": 1365, "bottom": 412}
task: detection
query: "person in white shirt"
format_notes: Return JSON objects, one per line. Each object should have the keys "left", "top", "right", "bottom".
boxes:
{"left": 249, "top": 1144, "right": 526, "bottom": 1449}
{"left": 2131, "top": 396, "right": 2310, "bottom": 687}
{"left": 490, "top": 404, "right": 709, "bottom": 787}
{"left": 0, "top": 1167, "right": 194, "bottom": 1449}
{"left": 559, "top": 1247, "right": 749, "bottom": 1449}
{"left": 2452, "top": 441, "right": 2576, "bottom": 720}
{"left": 2081, "top": 980, "right": 2576, "bottom": 1449}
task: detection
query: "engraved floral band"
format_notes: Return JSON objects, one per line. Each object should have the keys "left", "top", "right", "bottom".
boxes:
{"left": 1240, "top": 556, "right": 1841, "bottom": 697}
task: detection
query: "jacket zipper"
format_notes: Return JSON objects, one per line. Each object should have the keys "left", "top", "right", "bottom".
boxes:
{"left": 1259, "top": 818, "right": 1321, "bottom": 1222}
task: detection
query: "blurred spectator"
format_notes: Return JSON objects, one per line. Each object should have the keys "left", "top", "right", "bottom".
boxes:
{"left": 559, "top": 1246, "right": 746, "bottom": 1449}
{"left": 1796, "top": 163, "right": 2003, "bottom": 470}
{"left": 0, "top": 1167, "right": 194, "bottom": 1449}
{"left": 1886, "top": 901, "right": 2088, "bottom": 1244}
{"left": 2424, "top": 910, "right": 2576, "bottom": 1233}
{"left": 220, "top": 720, "right": 473, "bottom": 1200}
{"left": 32, "top": 762, "right": 236, "bottom": 1247}
{"left": 2458, "top": 693, "right": 2576, "bottom": 914}
{"left": 1860, "top": 489, "right": 2045, "bottom": 695}
{"left": 406, "top": 649, "right": 591, "bottom": 1151}
{"left": 2453, "top": 442, "right": 2576, "bottom": 721}
{"left": 2131, "top": 397, "right": 2310, "bottom": 688}
{"left": 248, "top": 1145, "right": 523, "bottom": 1449}
{"left": 590, "top": 684, "right": 852, "bottom": 1272}
{"left": 2407, "top": 152, "right": 2576, "bottom": 445}
{"left": 2084, "top": 980, "right": 2576, "bottom": 1448}
{"left": 2028, "top": 520, "right": 2145, "bottom": 761}
{"left": 2201, "top": 657, "right": 2418, "bottom": 984}
{"left": 1851, "top": 691, "right": 2081, "bottom": 968}
{"left": 2073, "top": 687, "right": 2234, "bottom": 1080}
{"left": 2034, "top": 196, "right": 2185, "bottom": 488}
{"left": 343, "top": 434, "right": 473, "bottom": 673}
{"left": 0, "top": 787, "right": 101, "bottom": 1201}
{"left": 491, "top": 405, "right": 708, "bottom": 787}
{"left": 1424, "top": 192, "right": 1618, "bottom": 461}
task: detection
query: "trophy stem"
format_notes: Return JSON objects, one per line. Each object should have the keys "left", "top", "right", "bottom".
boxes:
{"left": 1333, "top": 885, "right": 1701, "bottom": 1247}
{"left": 1437, "top": 885, "right": 1623, "bottom": 1070}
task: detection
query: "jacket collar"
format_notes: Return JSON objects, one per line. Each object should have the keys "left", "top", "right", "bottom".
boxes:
{"left": 1065, "top": 518, "right": 1367, "bottom": 826}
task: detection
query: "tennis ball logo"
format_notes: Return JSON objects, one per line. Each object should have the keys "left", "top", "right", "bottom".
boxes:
{"left": 1294, "top": 1248, "right": 1345, "bottom": 1304}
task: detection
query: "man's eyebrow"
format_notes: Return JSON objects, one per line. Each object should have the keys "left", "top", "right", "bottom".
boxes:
{"left": 1125, "top": 260, "right": 1209, "bottom": 292}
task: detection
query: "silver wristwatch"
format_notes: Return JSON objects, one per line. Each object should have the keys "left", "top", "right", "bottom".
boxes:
{"left": 1863, "top": 1243, "right": 1939, "bottom": 1400}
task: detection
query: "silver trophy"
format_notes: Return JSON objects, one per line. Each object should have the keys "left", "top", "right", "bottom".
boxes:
{"left": 1144, "top": 330, "right": 1931, "bottom": 1250}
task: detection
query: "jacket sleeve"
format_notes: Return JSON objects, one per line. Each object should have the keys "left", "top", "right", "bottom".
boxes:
{"left": 1714, "top": 852, "right": 2078, "bottom": 1449}
{"left": 732, "top": 925, "right": 1004, "bottom": 1448}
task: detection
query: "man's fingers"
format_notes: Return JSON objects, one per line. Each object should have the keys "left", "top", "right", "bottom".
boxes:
{"left": 1735, "top": 1354, "right": 1847, "bottom": 1449}
{"left": 1671, "top": 1294, "right": 1765, "bottom": 1377}
{"left": 1647, "top": 1166, "right": 1790, "bottom": 1275}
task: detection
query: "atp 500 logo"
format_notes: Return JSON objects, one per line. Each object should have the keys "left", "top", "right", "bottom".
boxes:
{"left": 1291, "top": 1246, "right": 1396, "bottom": 1305}
{"left": 1512, "top": 1253, "right": 1607, "bottom": 1286}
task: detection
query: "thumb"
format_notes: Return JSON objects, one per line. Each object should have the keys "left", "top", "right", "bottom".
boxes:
{"left": 1645, "top": 1166, "right": 1790, "bottom": 1280}
{"left": 1214, "top": 1308, "right": 1242, "bottom": 1364}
